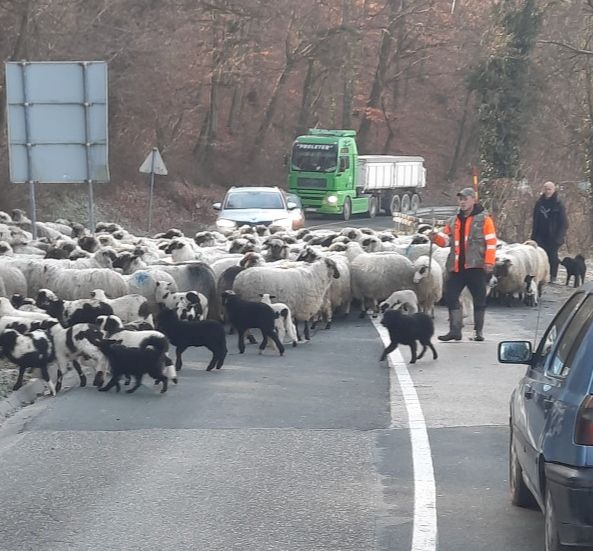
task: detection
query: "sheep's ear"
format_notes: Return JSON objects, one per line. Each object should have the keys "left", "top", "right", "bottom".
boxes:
{"left": 270, "top": 295, "right": 276, "bottom": 300}
{"left": 259, "top": 293, "right": 264, "bottom": 297}
{"left": 186, "top": 292, "right": 199, "bottom": 304}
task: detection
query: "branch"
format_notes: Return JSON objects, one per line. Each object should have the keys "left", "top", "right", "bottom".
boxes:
{"left": 538, "top": 39, "right": 593, "bottom": 56}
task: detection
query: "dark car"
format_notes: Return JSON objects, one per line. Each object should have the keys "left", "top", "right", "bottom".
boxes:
{"left": 499, "top": 286, "right": 593, "bottom": 551}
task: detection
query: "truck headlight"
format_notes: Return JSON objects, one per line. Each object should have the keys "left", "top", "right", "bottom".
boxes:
{"left": 326, "top": 195, "right": 338, "bottom": 205}
{"left": 216, "top": 218, "right": 237, "bottom": 229}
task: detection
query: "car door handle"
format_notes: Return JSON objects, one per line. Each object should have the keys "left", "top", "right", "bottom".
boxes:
{"left": 524, "top": 385, "right": 534, "bottom": 399}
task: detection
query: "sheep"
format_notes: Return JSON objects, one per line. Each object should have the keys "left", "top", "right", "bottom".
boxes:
{"left": 148, "top": 262, "right": 218, "bottom": 320}
{"left": 10, "top": 294, "right": 45, "bottom": 313}
{"left": 41, "top": 265, "right": 128, "bottom": 300}
{"left": 0, "top": 264, "right": 28, "bottom": 297}
{"left": 221, "top": 291, "right": 285, "bottom": 355}
{"left": 232, "top": 257, "right": 340, "bottom": 341}
{"left": 42, "top": 320, "right": 110, "bottom": 388}
{"left": 156, "top": 307, "right": 227, "bottom": 371}
{"left": 94, "top": 337, "right": 172, "bottom": 394}
{"left": 154, "top": 280, "right": 208, "bottom": 318}
{"left": 89, "top": 289, "right": 153, "bottom": 324}
{"left": 412, "top": 256, "right": 443, "bottom": 317}
{"left": 113, "top": 249, "right": 147, "bottom": 274}
{"left": 124, "top": 269, "right": 176, "bottom": 304}
{"left": 523, "top": 274, "right": 538, "bottom": 307}
{"left": 296, "top": 246, "right": 352, "bottom": 325}
{"left": 0, "top": 297, "right": 51, "bottom": 321}
{"left": 263, "top": 238, "right": 289, "bottom": 262}
{"left": 259, "top": 293, "right": 298, "bottom": 347}
{"left": 0, "top": 328, "right": 61, "bottom": 395}
{"left": 35, "top": 289, "right": 113, "bottom": 327}
{"left": 379, "top": 290, "right": 419, "bottom": 314}
{"left": 165, "top": 239, "right": 197, "bottom": 262}
{"left": 176, "top": 292, "right": 209, "bottom": 321}
{"left": 350, "top": 252, "right": 415, "bottom": 317}
{"left": 379, "top": 309, "right": 438, "bottom": 364}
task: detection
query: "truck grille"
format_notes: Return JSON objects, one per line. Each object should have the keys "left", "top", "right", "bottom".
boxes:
{"left": 296, "top": 189, "right": 325, "bottom": 206}
{"left": 298, "top": 177, "right": 326, "bottom": 189}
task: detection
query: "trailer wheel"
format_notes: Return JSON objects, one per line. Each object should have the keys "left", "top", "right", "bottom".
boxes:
{"left": 411, "top": 194, "right": 421, "bottom": 213}
{"left": 389, "top": 194, "right": 401, "bottom": 215}
{"left": 342, "top": 197, "right": 352, "bottom": 221}
{"left": 401, "top": 193, "right": 411, "bottom": 213}
{"left": 368, "top": 197, "right": 378, "bottom": 218}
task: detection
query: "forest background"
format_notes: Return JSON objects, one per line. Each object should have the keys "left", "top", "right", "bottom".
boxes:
{"left": 1, "top": 0, "right": 592, "bottom": 248}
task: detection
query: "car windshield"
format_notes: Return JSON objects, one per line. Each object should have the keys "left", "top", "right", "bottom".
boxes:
{"left": 224, "top": 191, "right": 285, "bottom": 210}
{"left": 291, "top": 143, "right": 338, "bottom": 173}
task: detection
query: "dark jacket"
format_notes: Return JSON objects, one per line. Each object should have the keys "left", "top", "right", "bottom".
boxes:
{"left": 531, "top": 192, "right": 568, "bottom": 246}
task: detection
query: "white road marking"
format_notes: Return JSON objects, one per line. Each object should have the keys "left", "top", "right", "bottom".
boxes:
{"left": 372, "top": 318, "right": 438, "bottom": 551}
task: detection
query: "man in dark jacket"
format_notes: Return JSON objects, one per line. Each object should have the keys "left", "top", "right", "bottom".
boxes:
{"left": 531, "top": 181, "right": 568, "bottom": 283}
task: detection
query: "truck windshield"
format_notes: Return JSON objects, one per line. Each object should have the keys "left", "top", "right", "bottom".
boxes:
{"left": 291, "top": 143, "right": 338, "bottom": 173}
{"left": 224, "top": 191, "right": 285, "bottom": 210}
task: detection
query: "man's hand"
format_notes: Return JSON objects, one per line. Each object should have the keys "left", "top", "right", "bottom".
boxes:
{"left": 484, "top": 264, "right": 494, "bottom": 274}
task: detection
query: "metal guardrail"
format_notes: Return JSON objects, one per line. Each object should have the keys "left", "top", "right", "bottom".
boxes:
{"left": 392, "top": 206, "right": 458, "bottom": 234}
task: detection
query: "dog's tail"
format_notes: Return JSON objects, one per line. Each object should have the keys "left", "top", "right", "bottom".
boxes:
{"left": 140, "top": 335, "right": 169, "bottom": 355}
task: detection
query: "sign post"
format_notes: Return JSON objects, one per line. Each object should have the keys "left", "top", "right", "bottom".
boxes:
{"left": 139, "top": 147, "right": 168, "bottom": 234}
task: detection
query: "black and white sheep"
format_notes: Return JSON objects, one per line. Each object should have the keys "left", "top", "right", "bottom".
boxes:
{"left": 259, "top": 293, "right": 298, "bottom": 347}
{"left": 89, "top": 289, "right": 153, "bottom": 324}
{"left": 36, "top": 289, "right": 113, "bottom": 327}
{"left": 156, "top": 307, "right": 227, "bottom": 371}
{"left": 221, "top": 291, "right": 285, "bottom": 355}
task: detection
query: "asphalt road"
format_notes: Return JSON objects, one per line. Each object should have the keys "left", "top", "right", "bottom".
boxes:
{"left": 0, "top": 214, "right": 574, "bottom": 551}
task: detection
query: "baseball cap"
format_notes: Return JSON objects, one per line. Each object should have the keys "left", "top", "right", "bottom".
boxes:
{"left": 456, "top": 187, "right": 476, "bottom": 199}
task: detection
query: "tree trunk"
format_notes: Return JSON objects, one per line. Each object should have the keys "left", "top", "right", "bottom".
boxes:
{"left": 250, "top": 59, "right": 295, "bottom": 159}
{"left": 297, "top": 59, "right": 315, "bottom": 135}
{"left": 447, "top": 89, "right": 472, "bottom": 181}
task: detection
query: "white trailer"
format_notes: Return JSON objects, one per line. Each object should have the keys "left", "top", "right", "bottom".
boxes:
{"left": 357, "top": 155, "right": 426, "bottom": 214}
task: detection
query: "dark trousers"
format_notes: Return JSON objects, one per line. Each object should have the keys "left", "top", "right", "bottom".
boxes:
{"left": 537, "top": 240, "right": 560, "bottom": 280}
{"left": 444, "top": 268, "right": 487, "bottom": 312}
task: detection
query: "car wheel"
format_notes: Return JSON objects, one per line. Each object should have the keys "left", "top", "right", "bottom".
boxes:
{"left": 411, "top": 193, "right": 421, "bottom": 213}
{"left": 509, "top": 429, "right": 537, "bottom": 508}
{"left": 342, "top": 197, "right": 352, "bottom": 221}
{"left": 368, "top": 197, "right": 378, "bottom": 219}
{"left": 545, "top": 486, "right": 570, "bottom": 551}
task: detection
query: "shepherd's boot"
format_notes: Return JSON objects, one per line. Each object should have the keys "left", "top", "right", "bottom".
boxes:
{"left": 472, "top": 309, "right": 485, "bottom": 342}
{"left": 438, "top": 309, "right": 463, "bottom": 341}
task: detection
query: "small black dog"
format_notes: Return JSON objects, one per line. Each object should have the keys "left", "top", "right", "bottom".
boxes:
{"left": 380, "top": 309, "right": 438, "bottom": 364}
{"left": 560, "top": 255, "right": 586, "bottom": 288}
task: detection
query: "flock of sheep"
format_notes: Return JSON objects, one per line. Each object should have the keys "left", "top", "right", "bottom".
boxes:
{"left": 0, "top": 208, "right": 552, "bottom": 396}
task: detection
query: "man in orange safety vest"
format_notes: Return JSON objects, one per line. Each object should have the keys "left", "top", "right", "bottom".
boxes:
{"left": 430, "top": 187, "right": 497, "bottom": 342}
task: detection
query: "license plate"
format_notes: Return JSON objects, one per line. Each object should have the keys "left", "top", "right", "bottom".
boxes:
{"left": 305, "top": 207, "right": 317, "bottom": 213}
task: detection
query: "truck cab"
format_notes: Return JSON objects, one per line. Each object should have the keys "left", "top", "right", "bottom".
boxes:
{"left": 288, "top": 129, "right": 425, "bottom": 221}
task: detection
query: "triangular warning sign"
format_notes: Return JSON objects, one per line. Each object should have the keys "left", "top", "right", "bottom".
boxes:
{"left": 139, "top": 148, "right": 168, "bottom": 175}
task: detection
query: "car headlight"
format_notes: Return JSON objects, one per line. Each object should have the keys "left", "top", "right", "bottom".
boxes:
{"left": 216, "top": 218, "right": 237, "bottom": 229}
{"left": 326, "top": 195, "right": 338, "bottom": 205}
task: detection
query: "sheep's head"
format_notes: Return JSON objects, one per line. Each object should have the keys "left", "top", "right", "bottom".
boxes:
{"left": 494, "top": 258, "right": 512, "bottom": 278}
{"left": 35, "top": 289, "right": 59, "bottom": 309}
{"left": 296, "top": 247, "right": 320, "bottom": 264}
{"left": 96, "top": 315, "right": 124, "bottom": 336}
{"left": 239, "top": 252, "right": 264, "bottom": 268}
{"left": 324, "top": 257, "right": 340, "bottom": 279}
{"left": 361, "top": 236, "right": 381, "bottom": 253}
{"left": 221, "top": 290, "right": 237, "bottom": 306}
{"left": 413, "top": 264, "right": 429, "bottom": 284}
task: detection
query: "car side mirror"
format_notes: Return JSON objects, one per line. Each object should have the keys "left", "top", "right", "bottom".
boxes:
{"left": 212, "top": 202, "right": 222, "bottom": 211}
{"left": 498, "top": 341, "right": 533, "bottom": 364}
{"left": 338, "top": 158, "right": 347, "bottom": 173}
{"left": 287, "top": 201, "right": 298, "bottom": 210}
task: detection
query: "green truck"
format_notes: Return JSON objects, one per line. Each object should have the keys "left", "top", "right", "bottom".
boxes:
{"left": 287, "top": 129, "right": 426, "bottom": 220}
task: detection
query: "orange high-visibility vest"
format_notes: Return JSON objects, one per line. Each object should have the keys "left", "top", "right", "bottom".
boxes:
{"left": 433, "top": 211, "right": 497, "bottom": 272}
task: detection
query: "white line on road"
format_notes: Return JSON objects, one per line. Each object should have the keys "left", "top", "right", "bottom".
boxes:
{"left": 372, "top": 319, "right": 438, "bottom": 551}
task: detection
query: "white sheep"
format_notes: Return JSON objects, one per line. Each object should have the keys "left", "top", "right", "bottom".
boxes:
{"left": 379, "top": 290, "right": 419, "bottom": 314}
{"left": 412, "top": 256, "right": 443, "bottom": 317}
{"left": 0, "top": 297, "right": 51, "bottom": 321}
{"left": 89, "top": 289, "right": 153, "bottom": 324}
{"left": 233, "top": 256, "right": 340, "bottom": 340}
{"left": 350, "top": 252, "right": 415, "bottom": 317}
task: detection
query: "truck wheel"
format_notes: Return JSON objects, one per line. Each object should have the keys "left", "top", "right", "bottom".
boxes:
{"left": 401, "top": 193, "right": 411, "bottom": 213}
{"left": 411, "top": 194, "right": 421, "bottom": 213}
{"left": 389, "top": 195, "right": 401, "bottom": 215}
{"left": 368, "top": 197, "right": 378, "bottom": 218}
{"left": 342, "top": 197, "right": 352, "bottom": 221}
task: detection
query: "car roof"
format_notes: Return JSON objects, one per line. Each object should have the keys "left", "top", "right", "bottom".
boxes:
{"left": 227, "top": 186, "right": 282, "bottom": 193}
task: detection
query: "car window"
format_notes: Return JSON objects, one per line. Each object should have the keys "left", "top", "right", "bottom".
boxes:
{"left": 547, "top": 295, "right": 593, "bottom": 378}
{"left": 224, "top": 191, "right": 284, "bottom": 210}
{"left": 534, "top": 292, "right": 585, "bottom": 371}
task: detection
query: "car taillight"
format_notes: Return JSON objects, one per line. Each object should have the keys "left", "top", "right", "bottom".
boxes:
{"left": 575, "top": 395, "right": 593, "bottom": 445}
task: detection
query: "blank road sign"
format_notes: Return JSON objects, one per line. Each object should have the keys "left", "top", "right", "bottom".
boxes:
{"left": 5, "top": 61, "right": 110, "bottom": 184}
